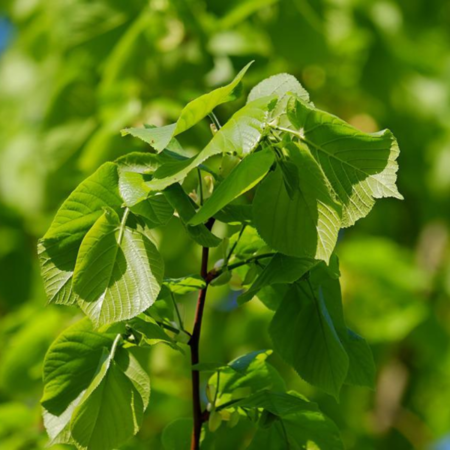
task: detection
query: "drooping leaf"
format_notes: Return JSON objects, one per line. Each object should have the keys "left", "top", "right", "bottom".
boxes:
{"left": 70, "top": 349, "right": 145, "bottom": 450}
{"left": 145, "top": 96, "right": 275, "bottom": 191}
{"left": 234, "top": 391, "right": 343, "bottom": 450}
{"left": 39, "top": 162, "right": 123, "bottom": 305}
{"left": 41, "top": 320, "right": 150, "bottom": 449}
{"left": 121, "top": 62, "right": 253, "bottom": 152}
{"left": 73, "top": 209, "right": 164, "bottom": 327}
{"left": 311, "top": 261, "right": 376, "bottom": 388}
{"left": 287, "top": 97, "right": 402, "bottom": 227}
{"left": 253, "top": 143, "right": 342, "bottom": 262}
{"left": 269, "top": 284, "right": 349, "bottom": 398}
{"left": 41, "top": 318, "right": 115, "bottom": 415}
{"left": 189, "top": 148, "right": 275, "bottom": 226}
{"left": 239, "top": 254, "right": 316, "bottom": 304}
{"left": 163, "top": 183, "right": 221, "bottom": 247}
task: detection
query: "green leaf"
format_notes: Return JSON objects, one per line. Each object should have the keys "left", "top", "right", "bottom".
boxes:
{"left": 239, "top": 254, "right": 316, "bottom": 304}
{"left": 115, "top": 151, "right": 163, "bottom": 174}
{"left": 119, "top": 171, "right": 151, "bottom": 207}
{"left": 73, "top": 209, "right": 164, "bottom": 327}
{"left": 248, "top": 73, "right": 310, "bottom": 128}
{"left": 253, "top": 143, "right": 342, "bottom": 262}
{"left": 311, "top": 261, "right": 375, "bottom": 388}
{"left": 129, "top": 316, "right": 178, "bottom": 350}
{"left": 248, "top": 73, "right": 310, "bottom": 104}
{"left": 41, "top": 318, "right": 115, "bottom": 415}
{"left": 234, "top": 391, "right": 343, "bottom": 450}
{"left": 269, "top": 284, "right": 349, "bottom": 398}
{"left": 164, "top": 275, "right": 206, "bottom": 294}
{"left": 70, "top": 350, "right": 145, "bottom": 450}
{"left": 209, "top": 350, "right": 286, "bottom": 407}
{"left": 213, "top": 204, "right": 253, "bottom": 224}
{"left": 121, "top": 62, "right": 253, "bottom": 152}
{"left": 163, "top": 184, "right": 221, "bottom": 247}
{"left": 189, "top": 148, "right": 275, "bottom": 226}
{"left": 145, "top": 96, "right": 275, "bottom": 191}
{"left": 287, "top": 97, "right": 402, "bottom": 227}
{"left": 228, "top": 225, "right": 269, "bottom": 259}
{"left": 41, "top": 319, "right": 150, "bottom": 449}
{"left": 131, "top": 194, "right": 174, "bottom": 228}
{"left": 39, "top": 162, "right": 123, "bottom": 305}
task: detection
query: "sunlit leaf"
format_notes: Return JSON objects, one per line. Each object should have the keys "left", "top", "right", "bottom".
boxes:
{"left": 287, "top": 97, "right": 402, "bottom": 226}
{"left": 121, "top": 62, "right": 253, "bottom": 152}
{"left": 39, "top": 163, "right": 123, "bottom": 305}
{"left": 73, "top": 209, "right": 164, "bottom": 327}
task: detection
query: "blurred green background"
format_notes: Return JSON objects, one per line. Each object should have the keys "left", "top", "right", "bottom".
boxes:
{"left": 0, "top": 0, "right": 449, "bottom": 449}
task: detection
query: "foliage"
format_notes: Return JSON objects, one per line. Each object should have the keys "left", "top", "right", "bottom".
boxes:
{"left": 35, "top": 63, "right": 401, "bottom": 449}
{"left": 1, "top": 1, "right": 450, "bottom": 450}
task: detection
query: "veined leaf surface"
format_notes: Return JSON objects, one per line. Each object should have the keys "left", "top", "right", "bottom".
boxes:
{"left": 73, "top": 209, "right": 163, "bottom": 327}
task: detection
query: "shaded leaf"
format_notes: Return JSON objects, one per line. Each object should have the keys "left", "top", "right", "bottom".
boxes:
{"left": 163, "top": 183, "right": 221, "bottom": 247}
{"left": 253, "top": 143, "right": 341, "bottom": 262}
{"left": 269, "top": 284, "right": 349, "bottom": 398}
{"left": 239, "top": 254, "right": 316, "bottom": 304}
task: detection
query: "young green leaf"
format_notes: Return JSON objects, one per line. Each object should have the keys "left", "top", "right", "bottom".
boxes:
{"left": 163, "top": 183, "right": 221, "bottom": 247}
{"left": 73, "top": 209, "right": 164, "bottom": 327}
{"left": 269, "top": 284, "right": 349, "bottom": 398}
{"left": 248, "top": 73, "right": 310, "bottom": 104}
{"left": 39, "top": 163, "right": 123, "bottom": 305}
{"left": 248, "top": 73, "right": 310, "bottom": 128}
{"left": 145, "top": 96, "right": 276, "bottom": 191}
{"left": 253, "top": 143, "right": 342, "bottom": 262}
{"left": 189, "top": 148, "right": 275, "bottom": 226}
{"left": 121, "top": 62, "right": 253, "bottom": 152}
{"left": 287, "top": 97, "right": 402, "bottom": 227}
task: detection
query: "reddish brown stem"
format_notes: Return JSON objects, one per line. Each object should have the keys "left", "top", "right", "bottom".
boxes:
{"left": 189, "top": 219, "right": 214, "bottom": 450}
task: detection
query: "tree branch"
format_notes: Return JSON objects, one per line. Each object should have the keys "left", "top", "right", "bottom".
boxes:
{"left": 189, "top": 218, "right": 215, "bottom": 450}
